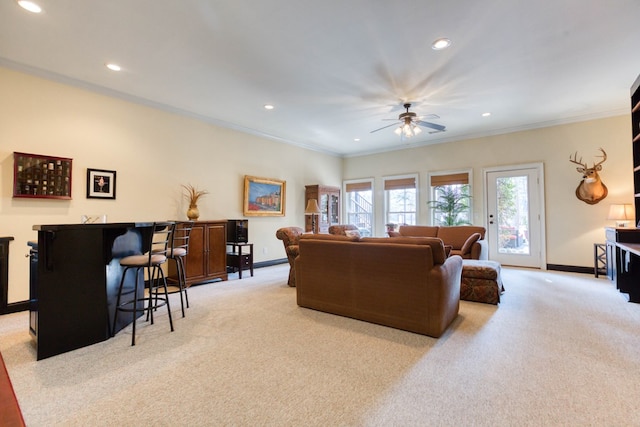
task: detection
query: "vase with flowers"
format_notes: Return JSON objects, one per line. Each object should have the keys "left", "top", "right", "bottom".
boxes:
{"left": 182, "top": 184, "right": 209, "bottom": 220}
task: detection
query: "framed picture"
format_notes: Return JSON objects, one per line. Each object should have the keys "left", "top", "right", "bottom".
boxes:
{"left": 13, "top": 152, "right": 72, "bottom": 199}
{"left": 243, "top": 175, "right": 286, "bottom": 216}
{"left": 86, "top": 168, "right": 116, "bottom": 199}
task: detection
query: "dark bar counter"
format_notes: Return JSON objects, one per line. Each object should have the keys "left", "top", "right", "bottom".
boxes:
{"left": 31, "top": 222, "right": 154, "bottom": 360}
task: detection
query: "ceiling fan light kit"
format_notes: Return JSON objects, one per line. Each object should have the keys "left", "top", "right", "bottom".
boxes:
{"left": 371, "top": 103, "right": 445, "bottom": 140}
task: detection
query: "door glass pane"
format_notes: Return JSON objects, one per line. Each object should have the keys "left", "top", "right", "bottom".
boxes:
{"left": 496, "top": 176, "right": 530, "bottom": 255}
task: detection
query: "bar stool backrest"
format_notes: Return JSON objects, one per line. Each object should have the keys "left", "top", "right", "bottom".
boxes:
{"left": 148, "top": 222, "right": 174, "bottom": 263}
{"left": 170, "top": 221, "right": 194, "bottom": 257}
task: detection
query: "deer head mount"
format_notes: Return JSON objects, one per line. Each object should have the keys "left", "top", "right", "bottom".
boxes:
{"left": 569, "top": 148, "right": 608, "bottom": 205}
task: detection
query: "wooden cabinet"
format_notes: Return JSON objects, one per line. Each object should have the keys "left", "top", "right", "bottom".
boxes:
{"left": 305, "top": 185, "right": 340, "bottom": 233}
{"left": 169, "top": 220, "right": 228, "bottom": 286}
{"left": 632, "top": 74, "right": 640, "bottom": 222}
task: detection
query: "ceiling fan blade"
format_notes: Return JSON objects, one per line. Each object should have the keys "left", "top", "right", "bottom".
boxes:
{"left": 417, "top": 120, "right": 446, "bottom": 132}
{"left": 370, "top": 122, "right": 399, "bottom": 133}
{"left": 417, "top": 113, "right": 440, "bottom": 120}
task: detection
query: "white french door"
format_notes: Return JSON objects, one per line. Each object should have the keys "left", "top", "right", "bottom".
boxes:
{"left": 485, "top": 164, "right": 545, "bottom": 268}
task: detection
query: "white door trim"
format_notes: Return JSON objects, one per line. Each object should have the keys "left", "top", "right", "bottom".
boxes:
{"left": 483, "top": 162, "right": 547, "bottom": 270}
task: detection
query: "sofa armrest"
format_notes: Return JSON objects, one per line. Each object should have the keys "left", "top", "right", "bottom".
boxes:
{"left": 471, "top": 239, "right": 488, "bottom": 260}
{"left": 428, "top": 254, "right": 462, "bottom": 336}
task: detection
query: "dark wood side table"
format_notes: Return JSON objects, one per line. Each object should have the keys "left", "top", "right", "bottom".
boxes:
{"left": 227, "top": 242, "right": 253, "bottom": 279}
{"left": 593, "top": 243, "right": 607, "bottom": 278}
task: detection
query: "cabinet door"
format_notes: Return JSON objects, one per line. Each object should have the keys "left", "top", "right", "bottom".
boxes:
{"left": 185, "top": 223, "right": 207, "bottom": 281}
{"left": 206, "top": 222, "right": 227, "bottom": 277}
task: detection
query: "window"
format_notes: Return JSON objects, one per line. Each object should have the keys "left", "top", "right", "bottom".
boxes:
{"left": 384, "top": 174, "right": 417, "bottom": 227}
{"left": 344, "top": 179, "right": 373, "bottom": 237}
{"left": 428, "top": 171, "right": 472, "bottom": 226}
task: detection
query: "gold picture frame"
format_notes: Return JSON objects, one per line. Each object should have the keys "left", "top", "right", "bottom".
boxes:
{"left": 243, "top": 175, "right": 286, "bottom": 216}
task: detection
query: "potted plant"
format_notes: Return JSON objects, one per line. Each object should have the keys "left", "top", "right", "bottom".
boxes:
{"left": 428, "top": 186, "right": 471, "bottom": 226}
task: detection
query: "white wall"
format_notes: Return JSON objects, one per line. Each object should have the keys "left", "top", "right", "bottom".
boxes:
{"left": 1, "top": 65, "right": 635, "bottom": 304}
{"left": 0, "top": 67, "right": 342, "bottom": 302}
{"left": 343, "top": 115, "right": 634, "bottom": 267}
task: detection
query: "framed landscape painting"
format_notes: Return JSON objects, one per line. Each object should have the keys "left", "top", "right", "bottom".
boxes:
{"left": 243, "top": 175, "right": 285, "bottom": 216}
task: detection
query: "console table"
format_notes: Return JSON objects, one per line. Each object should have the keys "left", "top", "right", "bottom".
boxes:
{"left": 31, "top": 222, "right": 154, "bottom": 360}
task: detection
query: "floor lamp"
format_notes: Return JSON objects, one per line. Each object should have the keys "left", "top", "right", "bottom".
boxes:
{"left": 305, "top": 199, "right": 321, "bottom": 233}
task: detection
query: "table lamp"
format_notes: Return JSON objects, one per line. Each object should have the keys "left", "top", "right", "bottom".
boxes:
{"left": 305, "top": 199, "right": 321, "bottom": 233}
{"left": 607, "top": 203, "right": 634, "bottom": 227}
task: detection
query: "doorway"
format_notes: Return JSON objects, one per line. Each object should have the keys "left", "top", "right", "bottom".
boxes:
{"left": 484, "top": 164, "right": 546, "bottom": 268}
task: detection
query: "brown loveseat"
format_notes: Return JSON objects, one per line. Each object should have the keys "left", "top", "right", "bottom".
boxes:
{"left": 396, "top": 225, "right": 487, "bottom": 260}
{"left": 295, "top": 234, "right": 462, "bottom": 338}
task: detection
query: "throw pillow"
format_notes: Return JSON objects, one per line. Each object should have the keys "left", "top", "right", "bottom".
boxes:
{"left": 387, "top": 231, "right": 401, "bottom": 237}
{"left": 344, "top": 229, "right": 361, "bottom": 238}
{"left": 460, "top": 232, "right": 481, "bottom": 255}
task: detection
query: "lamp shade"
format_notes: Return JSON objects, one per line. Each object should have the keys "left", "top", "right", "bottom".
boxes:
{"left": 607, "top": 204, "right": 634, "bottom": 221}
{"left": 305, "top": 199, "right": 321, "bottom": 214}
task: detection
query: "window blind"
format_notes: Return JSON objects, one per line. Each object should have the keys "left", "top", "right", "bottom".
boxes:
{"left": 384, "top": 177, "right": 416, "bottom": 190}
{"left": 345, "top": 181, "right": 372, "bottom": 192}
{"left": 430, "top": 172, "right": 469, "bottom": 187}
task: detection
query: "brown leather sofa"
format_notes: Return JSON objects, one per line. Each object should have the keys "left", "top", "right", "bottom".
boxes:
{"left": 295, "top": 234, "right": 462, "bottom": 338}
{"left": 396, "top": 225, "right": 487, "bottom": 260}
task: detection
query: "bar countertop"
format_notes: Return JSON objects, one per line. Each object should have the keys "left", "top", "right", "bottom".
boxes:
{"left": 33, "top": 222, "right": 155, "bottom": 232}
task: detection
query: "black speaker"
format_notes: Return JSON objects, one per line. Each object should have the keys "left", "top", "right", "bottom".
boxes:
{"left": 227, "top": 219, "right": 248, "bottom": 243}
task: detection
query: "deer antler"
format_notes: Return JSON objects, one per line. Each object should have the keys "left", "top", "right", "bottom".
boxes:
{"left": 593, "top": 148, "right": 607, "bottom": 168}
{"left": 569, "top": 152, "right": 586, "bottom": 168}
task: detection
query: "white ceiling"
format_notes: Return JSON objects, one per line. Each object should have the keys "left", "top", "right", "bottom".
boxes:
{"left": 1, "top": 0, "right": 639, "bottom": 157}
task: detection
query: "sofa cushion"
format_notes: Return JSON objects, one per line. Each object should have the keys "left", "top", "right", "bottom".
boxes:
{"left": 398, "top": 225, "right": 439, "bottom": 238}
{"left": 436, "top": 226, "right": 486, "bottom": 249}
{"left": 328, "top": 224, "right": 359, "bottom": 235}
{"left": 344, "top": 229, "right": 361, "bottom": 238}
{"left": 460, "top": 232, "right": 481, "bottom": 255}
{"left": 361, "top": 236, "right": 447, "bottom": 265}
{"left": 300, "top": 233, "right": 360, "bottom": 242}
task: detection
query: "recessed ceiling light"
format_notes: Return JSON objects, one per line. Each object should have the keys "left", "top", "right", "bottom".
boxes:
{"left": 17, "top": 1, "right": 42, "bottom": 13}
{"left": 106, "top": 63, "right": 121, "bottom": 71}
{"left": 431, "top": 38, "right": 451, "bottom": 50}
{"left": 264, "top": 104, "right": 274, "bottom": 110}
{"left": 482, "top": 112, "right": 491, "bottom": 117}
{"left": 354, "top": 138, "right": 360, "bottom": 142}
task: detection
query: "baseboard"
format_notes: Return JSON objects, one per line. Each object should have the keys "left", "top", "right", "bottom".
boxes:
{"left": 254, "top": 258, "right": 287, "bottom": 268}
{"left": 546, "top": 264, "right": 594, "bottom": 275}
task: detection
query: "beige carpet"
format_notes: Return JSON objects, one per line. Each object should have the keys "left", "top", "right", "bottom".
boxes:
{"left": 1, "top": 264, "right": 639, "bottom": 426}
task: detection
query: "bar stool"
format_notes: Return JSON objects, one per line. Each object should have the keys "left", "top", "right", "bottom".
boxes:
{"left": 166, "top": 220, "right": 194, "bottom": 317}
{"left": 112, "top": 222, "right": 175, "bottom": 346}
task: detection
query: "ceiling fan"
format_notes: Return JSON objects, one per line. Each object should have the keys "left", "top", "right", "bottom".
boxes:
{"left": 370, "top": 103, "right": 446, "bottom": 139}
